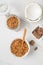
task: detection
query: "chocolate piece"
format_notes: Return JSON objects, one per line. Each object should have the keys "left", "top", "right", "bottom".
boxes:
{"left": 34, "top": 47, "right": 38, "bottom": 51}
{"left": 32, "top": 30, "right": 42, "bottom": 39}
{"left": 29, "top": 40, "right": 35, "bottom": 46}
{"left": 38, "top": 27, "right": 43, "bottom": 35}
{"left": 32, "top": 26, "right": 43, "bottom": 39}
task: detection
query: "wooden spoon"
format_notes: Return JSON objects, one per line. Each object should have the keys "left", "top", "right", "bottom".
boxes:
{"left": 22, "top": 28, "right": 27, "bottom": 41}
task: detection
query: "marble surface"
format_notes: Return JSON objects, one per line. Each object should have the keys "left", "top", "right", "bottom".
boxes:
{"left": 0, "top": 0, "right": 43, "bottom": 65}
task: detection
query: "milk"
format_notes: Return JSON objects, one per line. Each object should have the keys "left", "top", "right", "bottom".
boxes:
{"left": 25, "top": 3, "right": 42, "bottom": 22}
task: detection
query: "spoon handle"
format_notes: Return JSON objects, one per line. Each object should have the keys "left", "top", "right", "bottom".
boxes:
{"left": 23, "top": 28, "right": 27, "bottom": 41}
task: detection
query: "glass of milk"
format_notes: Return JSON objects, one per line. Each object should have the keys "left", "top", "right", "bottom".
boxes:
{"left": 25, "top": 2, "right": 42, "bottom": 22}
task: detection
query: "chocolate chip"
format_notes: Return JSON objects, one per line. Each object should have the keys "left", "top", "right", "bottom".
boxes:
{"left": 34, "top": 47, "right": 38, "bottom": 51}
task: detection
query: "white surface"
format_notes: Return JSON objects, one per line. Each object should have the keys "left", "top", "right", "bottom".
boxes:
{"left": 0, "top": 60, "right": 10, "bottom": 65}
{"left": 0, "top": 0, "right": 43, "bottom": 65}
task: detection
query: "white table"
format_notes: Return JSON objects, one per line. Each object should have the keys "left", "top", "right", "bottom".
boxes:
{"left": 0, "top": 0, "right": 43, "bottom": 65}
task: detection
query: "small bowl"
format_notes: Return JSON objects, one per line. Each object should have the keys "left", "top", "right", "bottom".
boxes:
{"left": 6, "top": 14, "right": 21, "bottom": 31}
{"left": 10, "top": 38, "right": 30, "bottom": 58}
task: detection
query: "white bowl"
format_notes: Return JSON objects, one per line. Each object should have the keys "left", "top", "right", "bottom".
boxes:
{"left": 10, "top": 38, "right": 30, "bottom": 58}
{"left": 25, "top": 2, "right": 42, "bottom": 22}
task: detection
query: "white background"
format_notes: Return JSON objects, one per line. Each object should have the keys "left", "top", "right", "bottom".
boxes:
{"left": 0, "top": 0, "right": 43, "bottom": 65}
